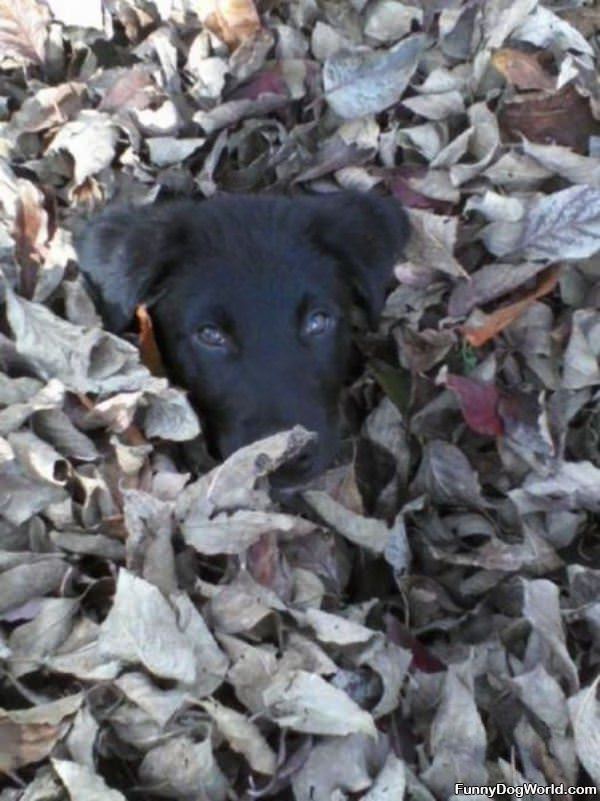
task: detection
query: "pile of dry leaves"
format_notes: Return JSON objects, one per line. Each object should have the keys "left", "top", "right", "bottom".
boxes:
{"left": 0, "top": 0, "right": 600, "bottom": 799}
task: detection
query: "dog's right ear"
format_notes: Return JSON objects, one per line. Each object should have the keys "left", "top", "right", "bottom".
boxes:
{"left": 76, "top": 204, "right": 185, "bottom": 333}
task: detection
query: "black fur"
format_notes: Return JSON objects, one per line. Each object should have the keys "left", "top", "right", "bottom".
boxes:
{"left": 77, "top": 192, "right": 408, "bottom": 482}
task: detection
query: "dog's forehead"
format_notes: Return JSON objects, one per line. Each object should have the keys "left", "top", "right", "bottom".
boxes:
{"left": 159, "top": 236, "right": 344, "bottom": 330}
{"left": 179, "top": 227, "right": 340, "bottom": 288}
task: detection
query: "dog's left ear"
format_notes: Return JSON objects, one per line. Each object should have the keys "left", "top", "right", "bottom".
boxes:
{"left": 308, "top": 192, "right": 409, "bottom": 326}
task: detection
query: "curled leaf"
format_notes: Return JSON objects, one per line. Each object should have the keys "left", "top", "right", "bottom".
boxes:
{"left": 462, "top": 267, "right": 560, "bottom": 347}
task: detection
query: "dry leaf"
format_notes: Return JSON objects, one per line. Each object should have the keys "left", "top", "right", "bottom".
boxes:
{"left": 183, "top": 508, "right": 315, "bottom": 556}
{"left": 403, "top": 208, "right": 468, "bottom": 278}
{"left": 98, "top": 569, "right": 197, "bottom": 683}
{"left": 0, "top": 695, "right": 82, "bottom": 773}
{"left": 499, "top": 85, "right": 598, "bottom": 154}
{"left": 522, "top": 578, "right": 579, "bottom": 694}
{"left": 444, "top": 374, "right": 504, "bottom": 436}
{"left": 491, "top": 48, "right": 555, "bottom": 91}
{"left": 514, "top": 5, "right": 593, "bottom": 56}
{"left": 568, "top": 677, "right": 600, "bottom": 787}
{"left": 262, "top": 669, "right": 378, "bottom": 738}
{"left": 13, "top": 180, "right": 48, "bottom": 298}
{"left": 0, "top": 556, "right": 68, "bottom": 613}
{"left": 139, "top": 736, "right": 227, "bottom": 801}
{"left": 204, "top": 0, "right": 262, "bottom": 50}
{"left": 52, "top": 759, "right": 126, "bottom": 801}
{"left": 292, "top": 734, "right": 377, "bottom": 801}
{"left": 448, "top": 261, "right": 549, "bottom": 317}
{"left": 323, "top": 35, "right": 425, "bottom": 119}
{"left": 0, "top": 0, "right": 50, "bottom": 65}
{"left": 135, "top": 304, "right": 166, "bottom": 377}
{"left": 411, "top": 440, "right": 487, "bottom": 507}
{"left": 303, "top": 490, "right": 390, "bottom": 553}
{"left": 422, "top": 659, "right": 487, "bottom": 796}
{"left": 200, "top": 698, "right": 277, "bottom": 775}
{"left": 48, "top": 110, "right": 119, "bottom": 186}
{"left": 462, "top": 267, "right": 560, "bottom": 347}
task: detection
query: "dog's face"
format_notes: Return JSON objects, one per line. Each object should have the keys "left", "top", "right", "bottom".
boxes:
{"left": 77, "top": 193, "right": 408, "bottom": 484}
{"left": 150, "top": 236, "right": 353, "bottom": 476}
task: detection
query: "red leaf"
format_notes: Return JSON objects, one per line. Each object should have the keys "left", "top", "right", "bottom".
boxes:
{"left": 230, "top": 68, "right": 288, "bottom": 101}
{"left": 445, "top": 374, "right": 504, "bottom": 437}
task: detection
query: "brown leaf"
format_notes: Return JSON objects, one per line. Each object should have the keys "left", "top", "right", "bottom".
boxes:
{"left": 499, "top": 85, "right": 599, "bottom": 154}
{"left": 0, "top": 719, "right": 57, "bottom": 773}
{"left": 0, "top": 0, "right": 50, "bottom": 65}
{"left": 99, "top": 67, "right": 158, "bottom": 113}
{"left": 205, "top": 0, "right": 262, "bottom": 50}
{"left": 462, "top": 266, "right": 560, "bottom": 347}
{"left": 0, "top": 695, "right": 82, "bottom": 773}
{"left": 135, "top": 305, "right": 167, "bottom": 377}
{"left": 491, "top": 48, "right": 555, "bottom": 91}
{"left": 13, "top": 180, "right": 49, "bottom": 299}
{"left": 9, "top": 82, "right": 86, "bottom": 134}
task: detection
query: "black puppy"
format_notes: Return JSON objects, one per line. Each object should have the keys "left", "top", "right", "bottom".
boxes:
{"left": 77, "top": 192, "right": 408, "bottom": 482}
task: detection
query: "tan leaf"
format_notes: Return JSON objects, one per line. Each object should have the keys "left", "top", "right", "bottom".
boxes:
{"left": 0, "top": 0, "right": 50, "bottom": 65}
{"left": 0, "top": 695, "right": 82, "bottom": 773}
{"left": 492, "top": 48, "right": 555, "bottom": 91}
{"left": 205, "top": 0, "right": 262, "bottom": 50}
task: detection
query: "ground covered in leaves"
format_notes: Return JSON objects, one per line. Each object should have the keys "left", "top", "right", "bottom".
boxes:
{"left": 0, "top": 0, "right": 600, "bottom": 799}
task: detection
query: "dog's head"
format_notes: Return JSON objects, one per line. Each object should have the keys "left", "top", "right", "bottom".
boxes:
{"left": 77, "top": 193, "right": 408, "bottom": 483}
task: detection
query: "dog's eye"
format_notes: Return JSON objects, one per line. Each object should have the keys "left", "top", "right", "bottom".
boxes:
{"left": 304, "top": 310, "right": 334, "bottom": 337}
{"left": 196, "top": 325, "right": 228, "bottom": 348}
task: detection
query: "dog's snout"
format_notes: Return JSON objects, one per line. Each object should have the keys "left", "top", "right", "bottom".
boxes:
{"left": 217, "top": 417, "right": 285, "bottom": 458}
{"left": 293, "top": 449, "right": 314, "bottom": 471}
{"left": 269, "top": 438, "right": 323, "bottom": 489}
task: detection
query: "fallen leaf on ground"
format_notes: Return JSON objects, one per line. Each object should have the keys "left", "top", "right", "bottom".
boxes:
{"left": 204, "top": 0, "right": 262, "bottom": 50}
{"left": 0, "top": 0, "right": 50, "bottom": 65}
{"left": 491, "top": 48, "right": 555, "bottom": 91}
{"left": 499, "top": 85, "right": 599, "bottom": 154}
{"left": 323, "top": 35, "right": 425, "bottom": 119}
{"left": 136, "top": 305, "right": 167, "bottom": 377}
{"left": 462, "top": 267, "right": 560, "bottom": 347}
{"left": 0, "top": 695, "right": 82, "bottom": 773}
{"left": 443, "top": 374, "right": 504, "bottom": 436}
